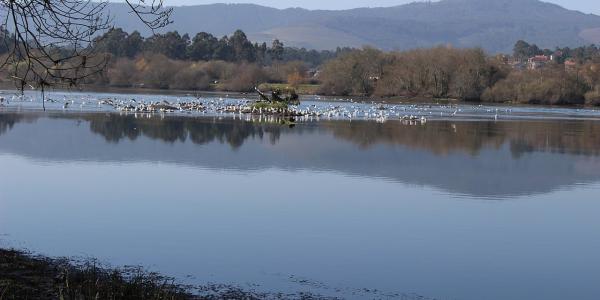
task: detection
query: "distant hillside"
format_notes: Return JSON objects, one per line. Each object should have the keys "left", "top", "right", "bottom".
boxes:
{"left": 107, "top": 0, "right": 600, "bottom": 53}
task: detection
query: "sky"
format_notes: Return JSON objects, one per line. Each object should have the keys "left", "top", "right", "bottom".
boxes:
{"left": 159, "top": 0, "right": 600, "bottom": 15}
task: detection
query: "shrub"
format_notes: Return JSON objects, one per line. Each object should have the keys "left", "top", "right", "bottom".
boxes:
{"left": 222, "top": 63, "right": 267, "bottom": 92}
{"left": 482, "top": 69, "right": 587, "bottom": 105}
{"left": 287, "top": 71, "right": 304, "bottom": 87}
{"left": 585, "top": 89, "right": 600, "bottom": 106}
{"left": 201, "top": 60, "right": 236, "bottom": 82}
{"left": 107, "top": 58, "right": 138, "bottom": 87}
{"left": 170, "top": 64, "right": 211, "bottom": 90}
{"left": 318, "top": 47, "right": 386, "bottom": 96}
{"left": 266, "top": 61, "right": 308, "bottom": 83}
{"left": 137, "top": 53, "right": 180, "bottom": 89}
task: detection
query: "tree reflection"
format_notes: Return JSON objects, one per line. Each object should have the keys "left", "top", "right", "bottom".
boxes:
{"left": 323, "top": 120, "right": 600, "bottom": 158}
{"left": 3, "top": 112, "right": 600, "bottom": 197}
{"left": 2, "top": 112, "right": 600, "bottom": 157}
{"left": 0, "top": 114, "right": 38, "bottom": 136}
{"left": 83, "top": 114, "right": 287, "bottom": 149}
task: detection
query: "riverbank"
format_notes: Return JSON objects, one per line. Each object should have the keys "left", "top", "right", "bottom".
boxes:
{"left": 0, "top": 248, "right": 195, "bottom": 299}
{"left": 2, "top": 89, "right": 600, "bottom": 125}
{"left": 1, "top": 248, "right": 334, "bottom": 300}
{"left": 2, "top": 80, "right": 599, "bottom": 108}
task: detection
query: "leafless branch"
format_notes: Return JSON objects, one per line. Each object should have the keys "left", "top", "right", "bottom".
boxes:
{"left": 0, "top": 0, "right": 171, "bottom": 96}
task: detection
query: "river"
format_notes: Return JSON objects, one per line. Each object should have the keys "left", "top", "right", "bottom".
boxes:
{"left": 1, "top": 91, "right": 600, "bottom": 300}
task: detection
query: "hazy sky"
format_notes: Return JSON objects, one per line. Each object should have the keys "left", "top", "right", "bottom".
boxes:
{"left": 161, "top": 0, "right": 600, "bottom": 15}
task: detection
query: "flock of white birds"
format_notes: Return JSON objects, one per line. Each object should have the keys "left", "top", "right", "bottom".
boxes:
{"left": 2, "top": 91, "right": 600, "bottom": 123}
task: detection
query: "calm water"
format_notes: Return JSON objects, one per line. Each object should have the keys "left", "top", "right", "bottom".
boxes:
{"left": 1, "top": 108, "right": 600, "bottom": 299}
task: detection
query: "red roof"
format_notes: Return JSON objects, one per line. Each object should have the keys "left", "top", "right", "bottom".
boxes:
{"left": 529, "top": 55, "right": 550, "bottom": 62}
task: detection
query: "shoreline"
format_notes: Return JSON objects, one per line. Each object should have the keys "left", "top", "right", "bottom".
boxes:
{"left": 0, "top": 248, "right": 196, "bottom": 299}
{"left": 1, "top": 84, "right": 597, "bottom": 109}
{"left": 2, "top": 94, "right": 600, "bottom": 124}
{"left": 0, "top": 247, "right": 437, "bottom": 300}
{"left": 0, "top": 247, "right": 335, "bottom": 300}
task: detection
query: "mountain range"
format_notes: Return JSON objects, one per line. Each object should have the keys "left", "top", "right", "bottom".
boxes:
{"left": 107, "top": 0, "right": 600, "bottom": 53}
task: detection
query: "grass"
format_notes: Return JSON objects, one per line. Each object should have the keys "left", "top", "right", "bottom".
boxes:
{"left": 251, "top": 101, "right": 290, "bottom": 111}
{"left": 0, "top": 249, "right": 192, "bottom": 300}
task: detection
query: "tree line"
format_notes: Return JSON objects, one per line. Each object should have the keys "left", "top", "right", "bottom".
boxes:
{"left": 513, "top": 40, "right": 600, "bottom": 63}
{"left": 102, "top": 54, "right": 308, "bottom": 91}
{"left": 318, "top": 44, "right": 600, "bottom": 105}
{"left": 91, "top": 28, "right": 347, "bottom": 67}
{"left": 1, "top": 27, "right": 349, "bottom": 93}
{"left": 3, "top": 26, "right": 600, "bottom": 105}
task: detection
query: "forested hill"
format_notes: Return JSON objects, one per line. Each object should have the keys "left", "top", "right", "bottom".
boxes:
{"left": 107, "top": 0, "right": 600, "bottom": 53}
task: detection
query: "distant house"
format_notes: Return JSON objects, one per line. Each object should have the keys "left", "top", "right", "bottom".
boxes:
{"left": 528, "top": 55, "right": 551, "bottom": 70}
{"left": 510, "top": 60, "right": 527, "bottom": 70}
{"left": 564, "top": 59, "right": 578, "bottom": 72}
{"left": 552, "top": 50, "right": 564, "bottom": 60}
{"left": 505, "top": 56, "right": 527, "bottom": 70}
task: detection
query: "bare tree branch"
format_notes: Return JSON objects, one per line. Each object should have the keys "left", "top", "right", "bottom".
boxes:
{"left": 0, "top": 0, "right": 172, "bottom": 96}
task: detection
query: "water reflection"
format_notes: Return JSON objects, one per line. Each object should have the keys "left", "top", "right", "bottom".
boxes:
{"left": 86, "top": 113, "right": 285, "bottom": 148}
{"left": 2, "top": 111, "right": 600, "bottom": 198}
{"left": 0, "top": 114, "right": 37, "bottom": 136}
{"left": 2, "top": 111, "right": 600, "bottom": 300}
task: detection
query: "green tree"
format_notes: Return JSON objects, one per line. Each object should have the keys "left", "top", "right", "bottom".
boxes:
{"left": 124, "top": 31, "right": 144, "bottom": 58}
{"left": 93, "top": 28, "right": 144, "bottom": 58}
{"left": 144, "top": 31, "right": 189, "bottom": 60}
{"left": 188, "top": 32, "right": 219, "bottom": 61}
{"left": 256, "top": 42, "right": 268, "bottom": 64}
{"left": 513, "top": 40, "right": 540, "bottom": 60}
{"left": 269, "top": 39, "right": 285, "bottom": 61}
{"left": 229, "top": 30, "right": 256, "bottom": 62}
{"left": 94, "top": 28, "right": 129, "bottom": 57}
{"left": 213, "top": 36, "right": 234, "bottom": 61}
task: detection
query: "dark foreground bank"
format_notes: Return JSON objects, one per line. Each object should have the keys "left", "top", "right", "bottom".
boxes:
{"left": 0, "top": 249, "right": 335, "bottom": 300}
{"left": 0, "top": 248, "right": 196, "bottom": 300}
